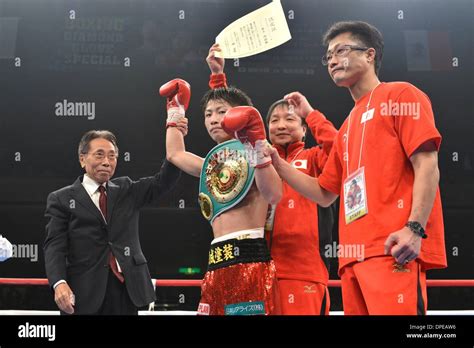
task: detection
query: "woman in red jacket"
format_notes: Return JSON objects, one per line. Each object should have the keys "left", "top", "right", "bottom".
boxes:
{"left": 264, "top": 96, "right": 337, "bottom": 314}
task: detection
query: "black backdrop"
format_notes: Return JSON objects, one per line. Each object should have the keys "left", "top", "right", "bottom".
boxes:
{"left": 0, "top": 0, "right": 473, "bottom": 311}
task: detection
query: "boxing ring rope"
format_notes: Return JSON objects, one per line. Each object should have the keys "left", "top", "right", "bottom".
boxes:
{"left": 1, "top": 278, "right": 474, "bottom": 287}
{"left": 1, "top": 277, "right": 473, "bottom": 315}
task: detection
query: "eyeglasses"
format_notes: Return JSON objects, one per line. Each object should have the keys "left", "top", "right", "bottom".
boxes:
{"left": 86, "top": 151, "right": 118, "bottom": 161}
{"left": 322, "top": 45, "right": 369, "bottom": 66}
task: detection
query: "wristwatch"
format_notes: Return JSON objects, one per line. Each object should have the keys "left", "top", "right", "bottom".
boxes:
{"left": 406, "top": 221, "right": 427, "bottom": 239}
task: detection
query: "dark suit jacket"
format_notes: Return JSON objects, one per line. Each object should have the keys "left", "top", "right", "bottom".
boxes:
{"left": 44, "top": 160, "right": 180, "bottom": 314}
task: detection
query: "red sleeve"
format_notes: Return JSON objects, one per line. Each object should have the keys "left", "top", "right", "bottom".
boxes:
{"left": 318, "top": 134, "right": 343, "bottom": 195}
{"left": 209, "top": 73, "right": 228, "bottom": 89}
{"left": 305, "top": 109, "right": 338, "bottom": 173}
{"left": 393, "top": 85, "right": 442, "bottom": 158}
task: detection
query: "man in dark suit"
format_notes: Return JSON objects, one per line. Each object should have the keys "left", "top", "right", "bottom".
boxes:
{"left": 44, "top": 129, "right": 182, "bottom": 315}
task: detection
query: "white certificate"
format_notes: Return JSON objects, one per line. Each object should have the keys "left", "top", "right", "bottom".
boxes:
{"left": 215, "top": 0, "right": 292, "bottom": 59}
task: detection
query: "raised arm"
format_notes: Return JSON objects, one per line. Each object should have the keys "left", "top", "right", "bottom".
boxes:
{"left": 253, "top": 161, "right": 283, "bottom": 205}
{"left": 159, "top": 78, "right": 204, "bottom": 177}
{"left": 206, "top": 43, "right": 228, "bottom": 89}
{"left": 221, "top": 106, "right": 282, "bottom": 204}
{"left": 267, "top": 146, "right": 338, "bottom": 207}
{"left": 284, "top": 91, "right": 338, "bottom": 170}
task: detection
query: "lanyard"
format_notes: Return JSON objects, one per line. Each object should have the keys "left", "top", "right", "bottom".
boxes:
{"left": 345, "top": 83, "right": 381, "bottom": 176}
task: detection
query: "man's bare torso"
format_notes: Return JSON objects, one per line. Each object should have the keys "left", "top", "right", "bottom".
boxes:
{"left": 211, "top": 184, "right": 268, "bottom": 238}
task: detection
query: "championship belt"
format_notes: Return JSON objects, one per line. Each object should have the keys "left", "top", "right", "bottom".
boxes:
{"left": 198, "top": 139, "right": 255, "bottom": 223}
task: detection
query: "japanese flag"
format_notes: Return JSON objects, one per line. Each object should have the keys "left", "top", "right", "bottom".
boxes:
{"left": 291, "top": 159, "right": 307, "bottom": 170}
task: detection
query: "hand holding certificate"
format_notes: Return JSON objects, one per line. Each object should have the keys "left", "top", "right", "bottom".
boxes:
{"left": 215, "top": 0, "right": 292, "bottom": 59}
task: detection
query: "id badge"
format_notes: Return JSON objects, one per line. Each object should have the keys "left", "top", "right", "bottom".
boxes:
{"left": 343, "top": 167, "right": 368, "bottom": 224}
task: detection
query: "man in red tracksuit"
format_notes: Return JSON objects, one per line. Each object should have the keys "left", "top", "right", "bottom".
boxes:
{"left": 268, "top": 22, "right": 447, "bottom": 315}
{"left": 206, "top": 44, "right": 338, "bottom": 314}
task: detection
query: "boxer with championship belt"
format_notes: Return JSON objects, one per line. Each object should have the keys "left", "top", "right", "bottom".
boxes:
{"left": 207, "top": 43, "right": 338, "bottom": 315}
{"left": 198, "top": 139, "right": 255, "bottom": 223}
{"left": 159, "top": 78, "right": 282, "bottom": 315}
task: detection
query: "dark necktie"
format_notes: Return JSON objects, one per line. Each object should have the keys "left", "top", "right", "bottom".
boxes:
{"left": 98, "top": 185, "right": 125, "bottom": 283}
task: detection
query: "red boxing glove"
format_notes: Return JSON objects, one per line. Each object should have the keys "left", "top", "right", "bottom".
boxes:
{"left": 159, "top": 78, "right": 191, "bottom": 127}
{"left": 221, "top": 106, "right": 271, "bottom": 168}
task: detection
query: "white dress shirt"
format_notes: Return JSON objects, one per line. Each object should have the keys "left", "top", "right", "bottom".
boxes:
{"left": 82, "top": 174, "right": 107, "bottom": 221}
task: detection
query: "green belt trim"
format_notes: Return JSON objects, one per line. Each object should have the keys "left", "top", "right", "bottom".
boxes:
{"left": 198, "top": 139, "right": 255, "bottom": 224}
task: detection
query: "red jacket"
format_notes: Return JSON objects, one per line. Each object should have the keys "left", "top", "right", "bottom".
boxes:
{"left": 270, "top": 109, "right": 337, "bottom": 283}
{"left": 209, "top": 73, "right": 338, "bottom": 284}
